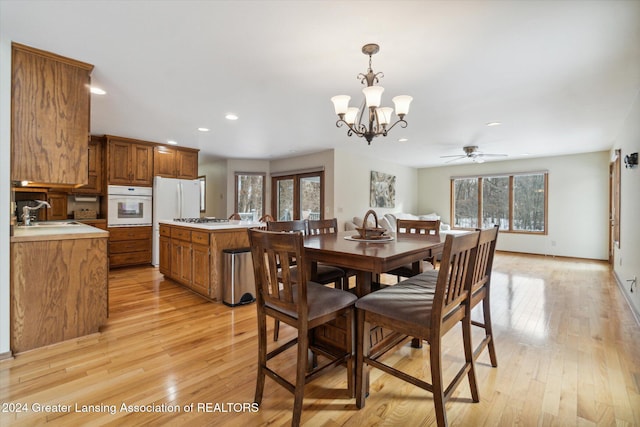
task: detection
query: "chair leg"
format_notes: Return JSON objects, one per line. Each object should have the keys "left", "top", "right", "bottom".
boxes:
{"left": 292, "top": 328, "right": 309, "bottom": 427}
{"left": 355, "top": 310, "right": 368, "bottom": 408}
{"left": 273, "top": 318, "right": 280, "bottom": 341}
{"left": 429, "top": 337, "right": 447, "bottom": 427}
{"left": 462, "top": 311, "right": 480, "bottom": 403}
{"left": 483, "top": 297, "right": 498, "bottom": 367}
{"left": 345, "top": 309, "right": 355, "bottom": 397}
{"left": 255, "top": 313, "right": 267, "bottom": 405}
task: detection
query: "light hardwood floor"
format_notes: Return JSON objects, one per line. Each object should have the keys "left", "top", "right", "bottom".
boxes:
{"left": 1, "top": 253, "right": 639, "bottom": 426}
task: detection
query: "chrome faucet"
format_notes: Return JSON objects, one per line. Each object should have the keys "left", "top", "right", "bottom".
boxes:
{"left": 22, "top": 200, "right": 51, "bottom": 226}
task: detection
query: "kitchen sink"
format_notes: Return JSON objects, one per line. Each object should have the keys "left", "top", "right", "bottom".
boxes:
{"left": 19, "top": 221, "right": 82, "bottom": 228}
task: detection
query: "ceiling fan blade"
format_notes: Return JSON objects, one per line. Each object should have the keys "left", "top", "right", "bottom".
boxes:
{"left": 440, "top": 154, "right": 466, "bottom": 158}
{"left": 444, "top": 156, "right": 466, "bottom": 163}
{"left": 478, "top": 153, "right": 508, "bottom": 157}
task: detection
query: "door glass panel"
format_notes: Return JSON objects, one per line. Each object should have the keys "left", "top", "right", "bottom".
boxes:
{"left": 276, "top": 179, "right": 294, "bottom": 220}
{"left": 300, "top": 175, "right": 321, "bottom": 220}
{"left": 235, "top": 173, "right": 264, "bottom": 220}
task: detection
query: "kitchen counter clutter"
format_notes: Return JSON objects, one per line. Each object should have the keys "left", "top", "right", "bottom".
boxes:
{"left": 10, "top": 221, "right": 109, "bottom": 354}
{"left": 158, "top": 220, "right": 262, "bottom": 301}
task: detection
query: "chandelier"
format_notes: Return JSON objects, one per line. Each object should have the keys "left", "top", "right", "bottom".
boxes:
{"left": 331, "top": 43, "right": 413, "bottom": 145}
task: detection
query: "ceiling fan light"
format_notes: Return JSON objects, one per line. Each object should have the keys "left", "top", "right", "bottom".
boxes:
{"left": 345, "top": 107, "right": 359, "bottom": 125}
{"left": 376, "top": 107, "right": 393, "bottom": 125}
{"left": 331, "top": 95, "right": 351, "bottom": 115}
{"left": 392, "top": 95, "right": 413, "bottom": 116}
{"left": 363, "top": 85, "right": 384, "bottom": 108}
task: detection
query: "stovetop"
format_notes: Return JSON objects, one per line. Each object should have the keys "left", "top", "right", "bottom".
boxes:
{"left": 173, "top": 217, "right": 230, "bottom": 223}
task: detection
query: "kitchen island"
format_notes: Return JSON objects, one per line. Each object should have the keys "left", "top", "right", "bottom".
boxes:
{"left": 158, "top": 220, "right": 261, "bottom": 301}
{"left": 10, "top": 222, "right": 109, "bottom": 354}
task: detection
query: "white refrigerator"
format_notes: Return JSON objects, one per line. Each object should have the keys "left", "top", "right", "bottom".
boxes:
{"left": 152, "top": 176, "right": 201, "bottom": 266}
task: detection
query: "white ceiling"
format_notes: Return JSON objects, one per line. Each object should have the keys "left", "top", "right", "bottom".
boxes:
{"left": 1, "top": 0, "right": 639, "bottom": 168}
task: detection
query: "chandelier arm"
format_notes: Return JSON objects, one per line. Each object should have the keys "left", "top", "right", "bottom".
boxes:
{"left": 336, "top": 119, "right": 366, "bottom": 138}
{"left": 384, "top": 118, "right": 408, "bottom": 133}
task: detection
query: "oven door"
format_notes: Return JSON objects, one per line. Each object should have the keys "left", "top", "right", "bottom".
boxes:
{"left": 108, "top": 195, "right": 152, "bottom": 227}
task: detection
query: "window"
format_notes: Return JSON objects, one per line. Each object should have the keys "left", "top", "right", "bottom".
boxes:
{"left": 234, "top": 173, "right": 265, "bottom": 221}
{"left": 451, "top": 172, "right": 548, "bottom": 234}
{"left": 272, "top": 171, "right": 324, "bottom": 221}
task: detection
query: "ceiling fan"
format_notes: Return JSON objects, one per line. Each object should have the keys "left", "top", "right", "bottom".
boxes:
{"left": 440, "top": 145, "right": 507, "bottom": 163}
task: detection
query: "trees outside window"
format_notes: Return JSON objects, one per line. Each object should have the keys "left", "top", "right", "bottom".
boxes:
{"left": 452, "top": 172, "right": 547, "bottom": 234}
{"left": 235, "top": 173, "right": 265, "bottom": 220}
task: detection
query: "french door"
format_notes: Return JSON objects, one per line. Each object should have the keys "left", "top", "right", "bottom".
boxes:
{"left": 272, "top": 171, "right": 324, "bottom": 221}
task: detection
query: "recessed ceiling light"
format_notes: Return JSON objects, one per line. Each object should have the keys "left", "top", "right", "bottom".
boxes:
{"left": 486, "top": 122, "right": 501, "bottom": 127}
{"left": 398, "top": 138, "right": 408, "bottom": 142}
{"left": 197, "top": 127, "right": 210, "bottom": 132}
{"left": 167, "top": 140, "right": 178, "bottom": 145}
{"left": 225, "top": 114, "right": 239, "bottom": 120}
{"left": 90, "top": 86, "right": 106, "bottom": 95}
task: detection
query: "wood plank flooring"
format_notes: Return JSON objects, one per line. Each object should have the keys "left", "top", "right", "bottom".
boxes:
{"left": 1, "top": 253, "right": 639, "bottom": 426}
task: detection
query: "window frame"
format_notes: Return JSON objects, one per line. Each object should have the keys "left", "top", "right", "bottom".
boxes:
{"left": 234, "top": 172, "right": 266, "bottom": 220}
{"left": 271, "top": 171, "right": 324, "bottom": 221}
{"left": 450, "top": 171, "right": 548, "bottom": 235}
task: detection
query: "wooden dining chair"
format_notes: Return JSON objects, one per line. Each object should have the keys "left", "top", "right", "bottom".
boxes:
{"left": 386, "top": 219, "right": 441, "bottom": 281}
{"left": 355, "top": 231, "right": 481, "bottom": 427}
{"left": 228, "top": 213, "right": 242, "bottom": 220}
{"left": 248, "top": 229, "right": 357, "bottom": 427}
{"left": 308, "top": 218, "right": 356, "bottom": 290}
{"left": 467, "top": 225, "right": 499, "bottom": 366}
{"left": 267, "top": 219, "right": 347, "bottom": 340}
{"left": 258, "top": 214, "right": 274, "bottom": 223}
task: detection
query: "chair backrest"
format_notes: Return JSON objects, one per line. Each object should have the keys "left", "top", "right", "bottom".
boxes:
{"left": 259, "top": 214, "right": 275, "bottom": 223}
{"left": 248, "top": 229, "right": 308, "bottom": 321}
{"left": 432, "top": 231, "right": 480, "bottom": 332}
{"left": 396, "top": 219, "right": 441, "bottom": 236}
{"left": 228, "top": 213, "right": 241, "bottom": 220}
{"left": 308, "top": 218, "right": 338, "bottom": 235}
{"left": 470, "top": 225, "right": 499, "bottom": 294}
{"left": 267, "top": 219, "right": 309, "bottom": 235}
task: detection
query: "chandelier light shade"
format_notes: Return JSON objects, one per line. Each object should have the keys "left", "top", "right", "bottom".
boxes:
{"left": 331, "top": 43, "right": 413, "bottom": 144}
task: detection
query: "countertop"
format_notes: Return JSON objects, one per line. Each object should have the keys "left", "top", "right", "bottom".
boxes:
{"left": 159, "top": 219, "right": 263, "bottom": 231}
{"left": 11, "top": 221, "right": 109, "bottom": 243}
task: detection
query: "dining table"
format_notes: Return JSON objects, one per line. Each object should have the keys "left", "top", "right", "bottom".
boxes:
{"left": 303, "top": 230, "right": 445, "bottom": 353}
{"left": 304, "top": 230, "right": 444, "bottom": 297}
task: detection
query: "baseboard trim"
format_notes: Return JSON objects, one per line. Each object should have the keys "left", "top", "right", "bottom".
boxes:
{"left": 614, "top": 270, "right": 640, "bottom": 327}
{"left": 0, "top": 351, "right": 14, "bottom": 362}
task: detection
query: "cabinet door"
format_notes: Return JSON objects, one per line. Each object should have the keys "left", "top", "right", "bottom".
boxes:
{"left": 176, "top": 150, "right": 198, "bottom": 179}
{"left": 108, "top": 141, "right": 133, "bottom": 185}
{"left": 131, "top": 144, "right": 154, "bottom": 185}
{"left": 46, "top": 192, "right": 68, "bottom": 220}
{"left": 159, "top": 236, "right": 171, "bottom": 276}
{"left": 11, "top": 43, "right": 93, "bottom": 186}
{"left": 180, "top": 243, "right": 193, "bottom": 285}
{"left": 154, "top": 146, "right": 177, "bottom": 178}
{"left": 73, "top": 138, "right": 103, "bottom": 194}
{"left": 191, "top": 243, "right": 210, "bottom": 296}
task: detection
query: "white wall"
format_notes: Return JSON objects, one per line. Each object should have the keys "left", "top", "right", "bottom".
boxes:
{"left": 0, "top": 27, "right": 12, "bottom": 356}
{"left": 417, "top": 151, "right": 610, "bottom": 260}
{"left": 334, "top": 147, "right": 418, "bottom": 230}
{"left": 612, "top": 91, "right": 640, "bottom": 318}
{"left": 198, "top": 157, "right": 227, "bottom": 218}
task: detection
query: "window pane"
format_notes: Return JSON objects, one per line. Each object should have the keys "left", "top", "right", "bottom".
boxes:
{"left": 513, "top": 174, "right": 545, "bottom": 231}
{"left": 236, "top": 174, "right": 264, "bottom": 220}
{"left": 454, "top": 178, "right": 478, "bottom": 228}
{"left": 300, "top": 175, "right": 321, "bottom": 220}
{"left": 482, "top": 176, "right": 509, "bottom": 229}
{"left": 276, "top": 178, "right": 294, "bottom": 220}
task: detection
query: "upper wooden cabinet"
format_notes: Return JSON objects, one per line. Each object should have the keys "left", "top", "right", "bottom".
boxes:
{"left": 11, "top": 43, "right": 94, "bottom": 186}
{"left": 154, "top": 146, "right": 199, "bottom": 179}
{"left": 72, "top": 136, "right": 104, "bottom": 195}
{"left": 106, "top": 136, "right": 154, "bottom": 186}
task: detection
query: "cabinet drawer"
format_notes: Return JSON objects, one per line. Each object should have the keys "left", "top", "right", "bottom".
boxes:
{"left": 110, "top": 251, "right": 151, "bottom": 267}
{"left": 171, "top": 227, "right": 191, "bottom": 241}
{"left": 109, "top": 239, "right": 151, "bottom": 254}
{"left": 109, "top": 226, "right": 152, "bottom": 241}
{"left": 191, "top": 231, "right": 209, "bottom": 245}
{"left": 160, "top": 225, "right": 172, "bottom": 237}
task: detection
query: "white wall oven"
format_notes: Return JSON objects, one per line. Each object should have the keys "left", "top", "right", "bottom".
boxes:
{"left": 107, "top": 185, "right": 152, "bottom": 227}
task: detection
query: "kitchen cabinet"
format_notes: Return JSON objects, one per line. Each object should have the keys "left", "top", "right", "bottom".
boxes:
{"left": 46, "top": 192, "right": 68, "bottom": 220}
{"left": 108, "top": 226, "right": 152, "bottom": 268}
{"left": 154, "top": 145, "right": 199, "bottom": 179}
{"left": 73, "top": 136, "right": 105, "bottom": 195}
{"left": 11, "top": 43, "right": 93, "bottom": 187}
{"left": 159, "top": 222, "right": 251, "bottom": 300}
{"left": 10, "top": 228, "right": 108, "bottom": 353}
{"left": 107, "top": 136, "right": 154, "bottom": 186}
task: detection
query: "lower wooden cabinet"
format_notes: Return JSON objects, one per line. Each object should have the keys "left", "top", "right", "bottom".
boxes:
{"left": 108, "top": 226, "right": 152, "bottom": 268}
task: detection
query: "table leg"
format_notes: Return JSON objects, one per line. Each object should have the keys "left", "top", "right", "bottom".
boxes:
{"left": 355, "top": 271, "right": 372, "bottom": 297}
